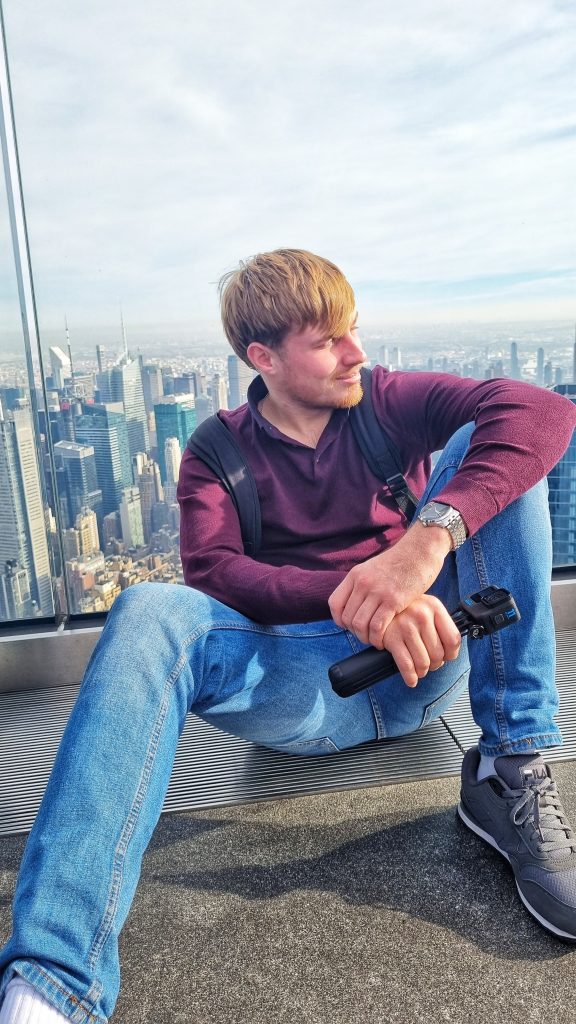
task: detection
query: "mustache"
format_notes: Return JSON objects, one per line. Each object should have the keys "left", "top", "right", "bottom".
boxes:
{"left": 332, "top": 367, "right": 365, "bottom": 381}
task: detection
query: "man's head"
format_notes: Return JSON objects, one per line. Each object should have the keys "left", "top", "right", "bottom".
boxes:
{"left": 219, "top": 249, "right": 356, "bottom": 367}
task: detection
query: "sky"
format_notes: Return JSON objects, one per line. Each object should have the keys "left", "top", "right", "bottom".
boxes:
{"left": 1, "top": 0, "right": 575, "bottom": 347}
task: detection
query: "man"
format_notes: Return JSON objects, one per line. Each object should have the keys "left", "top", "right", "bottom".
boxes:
{"left": 1, "top": 248, "right": 576, "bottom": 1023}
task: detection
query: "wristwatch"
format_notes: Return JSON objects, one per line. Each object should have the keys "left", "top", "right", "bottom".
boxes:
{"left": 417, "top": 501, "right": 468, "bottom": 550}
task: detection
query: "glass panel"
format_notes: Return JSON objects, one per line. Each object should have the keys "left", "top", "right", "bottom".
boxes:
{"left": 0, "top": 131, "right": 56, "bottom": 621}
{"left": 2, "top": 0, "right": 575, "bottom": 628}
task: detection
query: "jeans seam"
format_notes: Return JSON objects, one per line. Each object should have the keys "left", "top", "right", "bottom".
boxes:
{"left": 470, "top": 532, "right": 510, "bottom": 748}
{"left": 87, "top": 653, "right": 187, "bottom": 971}
{"left": 86, "top": 616, "right": 349, "bottom": 974}
{"left": 479, "top": 730, "right": 563, "bottom": 755}
{"left": 420, "top": 668, "right": 470, "bottom": 729}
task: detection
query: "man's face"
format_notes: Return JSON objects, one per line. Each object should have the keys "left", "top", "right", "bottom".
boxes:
{"left": 268, "top": 313, "right": 368, "bottom": 410}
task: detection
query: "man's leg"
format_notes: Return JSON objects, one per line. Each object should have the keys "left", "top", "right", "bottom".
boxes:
{"left": 401, "top": 424, "right": 576, "bottom": 944}
{"left": 0, "top": 583, "right": 378, "bottom": 1023}
{"left": 412, "top": 421, "right": 560, "bottom": 755}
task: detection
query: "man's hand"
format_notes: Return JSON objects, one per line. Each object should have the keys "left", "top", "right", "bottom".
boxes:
{"left": 328, "top": 521, "right": 453, "bottom": 648}
{"left": 377, "top": 594, "right": 462, "bottom": 687}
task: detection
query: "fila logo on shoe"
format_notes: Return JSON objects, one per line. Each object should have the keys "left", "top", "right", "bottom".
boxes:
{"left": 522, "top": 766, "right": 547, "bottom": 784}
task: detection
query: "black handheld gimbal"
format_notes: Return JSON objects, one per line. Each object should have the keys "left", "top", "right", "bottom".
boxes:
{"left": 328, "top": 585, "right": 520, "bottom": 699}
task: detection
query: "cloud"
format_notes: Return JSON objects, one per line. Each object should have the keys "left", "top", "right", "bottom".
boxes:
{"left": 1, "top": 0, "right": 575, "bottom": 333}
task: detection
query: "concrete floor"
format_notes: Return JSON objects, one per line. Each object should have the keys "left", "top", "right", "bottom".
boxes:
{"left": 1, "top": 764, "right": 576, "bottom": 1024}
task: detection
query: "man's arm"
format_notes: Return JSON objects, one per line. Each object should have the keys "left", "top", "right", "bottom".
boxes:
{"left": 178, "top": 450, "right": 345, "bottom": 623}
{"left": 376, "top": 369, "right": 576, "bottom": 536}
{"left": 330, "top": 371, "right": 576, "bottom": 668}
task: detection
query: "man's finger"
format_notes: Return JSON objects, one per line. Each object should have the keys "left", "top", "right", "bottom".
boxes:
{"left": 347, "top": 595, "right": 388, "bottom": 645}
{"left": 433, "top": 606, "right": 462, "bottom": 660}
{"left": 328, "top": 576, "right": 355, "bottom": 625}
{"left": 383, "top": 636, "right": 420, "bottom": 688}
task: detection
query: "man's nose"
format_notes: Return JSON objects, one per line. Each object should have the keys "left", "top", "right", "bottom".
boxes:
{"left": 341, "top": 331, "right": 367, "bottom": 364}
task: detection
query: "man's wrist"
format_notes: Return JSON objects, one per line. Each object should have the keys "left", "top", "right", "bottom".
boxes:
{"left": 416, "top": 500, "right": 467, "bottom": 551}
{"left": 408, "top": 520, "right": 453, "bottom": 558}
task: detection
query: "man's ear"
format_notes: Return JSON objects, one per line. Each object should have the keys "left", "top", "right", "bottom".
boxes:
{"left": 246, "top": 342, "right": 277, "bottom": 375}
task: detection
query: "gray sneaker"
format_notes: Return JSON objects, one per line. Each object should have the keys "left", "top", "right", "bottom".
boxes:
{"left": 458, "top": 745, "right": 576, "bottom": 942}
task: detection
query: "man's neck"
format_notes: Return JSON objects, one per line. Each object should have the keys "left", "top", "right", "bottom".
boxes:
{"left": 259, "top": 392, "right": 333, "bottom": 449}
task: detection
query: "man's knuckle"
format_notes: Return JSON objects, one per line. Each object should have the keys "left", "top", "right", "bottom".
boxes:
{"left": 410, "top": 604, "right": 429, "bottom": 625}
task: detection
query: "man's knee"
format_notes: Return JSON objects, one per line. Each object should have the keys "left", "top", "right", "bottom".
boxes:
{"left": 442, "top": 421, "right": 474, "bottom": 464}
{"left": 105, "top": 582, "right": 216, "bottom": 637}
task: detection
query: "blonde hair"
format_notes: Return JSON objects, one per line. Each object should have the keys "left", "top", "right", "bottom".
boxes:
{"left": 219, "top": 249, "right": 356, "bottom": 366}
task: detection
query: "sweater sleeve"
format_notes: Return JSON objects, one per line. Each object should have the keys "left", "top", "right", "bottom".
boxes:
{"left": 177, "top": 449, "right": 345, "bottom": 623}
{"left": 375, "top": 369, "right": 576, "bottom": 536}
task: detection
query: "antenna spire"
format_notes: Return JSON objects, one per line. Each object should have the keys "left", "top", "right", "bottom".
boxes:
{"left": 120, "top": 307, "right": 128, "bottom": 361}
{"left": 65, "top": 315, "right": 74, "bottom": 385}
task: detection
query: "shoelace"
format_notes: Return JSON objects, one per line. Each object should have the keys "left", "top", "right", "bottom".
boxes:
{"left": 506, "top": 777, "right": 576, "bottom": 855}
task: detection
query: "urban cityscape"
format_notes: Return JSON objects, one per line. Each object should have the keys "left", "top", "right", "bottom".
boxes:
{"left": 0, "top": 322, "right": 575, "bottom": 623}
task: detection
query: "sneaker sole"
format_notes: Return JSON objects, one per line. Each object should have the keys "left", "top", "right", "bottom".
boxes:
{"left": 457, "top": 801, "right": 576, "bottom": 943}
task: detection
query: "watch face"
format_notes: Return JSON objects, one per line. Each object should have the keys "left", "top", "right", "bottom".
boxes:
{"left": 426, "top": 502, "right": 450, "bottom": 522}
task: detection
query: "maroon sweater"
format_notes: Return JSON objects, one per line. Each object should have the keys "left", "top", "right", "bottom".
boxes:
{"left": 178, "top": 367, "right": 576, "bottom": 623}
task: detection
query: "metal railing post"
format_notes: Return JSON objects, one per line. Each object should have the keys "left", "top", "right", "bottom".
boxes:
{"left": 0, "top": 2, "right": 69, "bottom": 618}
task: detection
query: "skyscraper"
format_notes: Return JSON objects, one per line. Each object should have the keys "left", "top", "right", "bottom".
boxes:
{"left": 164, "top": 437, "right": 182, "bottom": 505}
{"left": 208, "top": 374, "right": 228, "bottom": 413}
{"left": 49, "top": 346, "right": 71, "bottom": 390}
{"left": 75, "top": 403, "right": 132, "bottom": 517}
{"left": 0, "top": 560, "right": 33, "bottom": 620}
{"left": 510, "top": 342, "right": 520, "bottom": 380}
{"left": 536, "top": 347, "right": 545, "bottom": 387}
{"left": 135, "top": 455, "right": 164, "bottom": 542}
{"left": 53, "top": 440, "right": 103, "bottom": 532}
{"left": 194, "top": 395, "right": 214, "bottom": 425}
{"left": 391, "top": 347, "right": 402, "bottom": 371}
{"left": 544, "top": 361, "right": 553, "bottom": 388}
{"left": 0, "top": 401, "right": 54, "bottom": 617}
{"left": 62, "top": 528, "right": 81, "bottom": 561}
{"left": 97, "top": 356, "right": 149, "bottom": 458}
{"left": 173, "top": 372, "right": 196, "bottom": 395}
{"left": 75, "top": 507, "right": 100, "bottom": 557}
{"left": 227, "top": 355, "right": 254, "bottom": 409}
{"left": 141, "top": 364, "right": 164, "bottom": 414}
{"left": 119, "top": 487, "right": 145, "bottom": 549}
{"left": 154, "top": 396, "right": 197, "bottom": 482}
{"left": 548, "top": 383, "right": 576, "bottom": 566}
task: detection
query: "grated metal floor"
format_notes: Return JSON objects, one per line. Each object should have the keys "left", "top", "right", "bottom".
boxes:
{"left": 1, "top": 628, "right": 575, "bottom": 837}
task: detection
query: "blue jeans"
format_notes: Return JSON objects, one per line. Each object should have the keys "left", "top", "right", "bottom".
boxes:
{"left": 0, "top": 424, "right": 560, "bottom": 1022}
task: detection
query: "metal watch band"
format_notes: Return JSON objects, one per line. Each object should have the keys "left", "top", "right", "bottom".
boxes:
{"left": 417, "top": 503, "right": 467, "bottom": 550}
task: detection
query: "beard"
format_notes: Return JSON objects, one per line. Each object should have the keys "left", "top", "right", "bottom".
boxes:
{"left": 330, "top": 381, "right": 364, "bottom": 409}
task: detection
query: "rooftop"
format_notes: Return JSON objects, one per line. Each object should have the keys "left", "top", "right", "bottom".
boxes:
{"left": 1, "top": 597, "right": 576, "bottom": 1022}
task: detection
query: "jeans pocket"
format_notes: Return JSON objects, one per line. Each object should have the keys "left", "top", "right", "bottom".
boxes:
{"left": 419, "top": 669, "right": 470, "bottom": 730}
{"left": 267, "top": 736, "right": 342, "bottom": 757}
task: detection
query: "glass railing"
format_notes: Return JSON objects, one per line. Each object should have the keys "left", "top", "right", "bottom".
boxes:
{"left": 0, "top": 9, "right": 58, "bottom": 623}
{"left": 1, "top": 0, "right": 575, "bottom": 628}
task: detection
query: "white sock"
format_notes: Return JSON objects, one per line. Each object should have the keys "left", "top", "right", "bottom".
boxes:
{"left": 0, "top": 978, "right": 70, "bottom": 1024}
{"left": 477, "top": 753, "right": 497, "bottom": 781}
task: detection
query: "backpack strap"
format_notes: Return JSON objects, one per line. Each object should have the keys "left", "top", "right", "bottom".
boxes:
{"left": 187, "top": 368, "right": 418, "bottom": 556}
{"left": 186, "top": 415, "right": 261, "bottom": 556}
{"left": 350, "top": 367, "right": 418, "bottom": 521}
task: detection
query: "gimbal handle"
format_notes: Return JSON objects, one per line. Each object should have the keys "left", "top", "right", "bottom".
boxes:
{"left": 328, "top": 585, "right": 520, "bottom": 698}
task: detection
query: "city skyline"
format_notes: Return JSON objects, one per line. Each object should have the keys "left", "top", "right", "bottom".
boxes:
{"left": 1, "top": 0, "right": 575, "bottom": 336}
{"left": 1, "top": 338, "right": 576, "bottom": 622}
